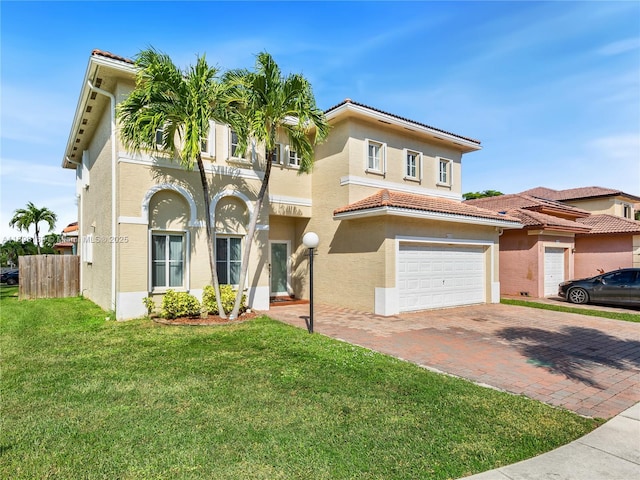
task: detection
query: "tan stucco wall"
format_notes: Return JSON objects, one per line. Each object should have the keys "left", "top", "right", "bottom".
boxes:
{"left": 344, "top": 117, "right": 463, "bottom": 196}
{"left": 304, "top": 118, "right": 497, "bottom": 313}
{"left": 115, "top": 155, "right": 268, "bottom": 297}
{"left": 80, "top": 105, "right": 114, "bottom": 311}
{"left": 564, "top": 197, "right": 636, "bottom": 218}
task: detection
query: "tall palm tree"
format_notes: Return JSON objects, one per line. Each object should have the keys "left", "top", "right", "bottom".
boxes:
{"left": 223, "top": 52, "right": 330, "bottom": 319}
{"left": 117, "top": 48, "right": 227, "bottom": 317}
{"left": 9, "top": 202, "right": 57, "bottom": 255}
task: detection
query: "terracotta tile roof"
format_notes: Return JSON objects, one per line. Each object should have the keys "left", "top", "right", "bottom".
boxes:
{"left": 334, "top": 189, "right": 520, "bottom": 223}
{"left": 324, "top": 99, "right": 481, "bottom": 145}
{"left": 576, "top": 214, "right": 640, "bottom": 234}
{"left": 464, "top": 193, "right": 590, "bottom": 217}
{"left": 53, "top": 242, "right": 75, "bottom": 248}
{"left": 506, "top": 209, "right": 591, "bottom": 233}
{"left": 522, "top": 186, "right": 640, "bottom": 202}
{"left": 92, "top": 49, "right": 134, "bottom": 64}
{"left": 62, "top": 222, "right": 78, "bottom": 233}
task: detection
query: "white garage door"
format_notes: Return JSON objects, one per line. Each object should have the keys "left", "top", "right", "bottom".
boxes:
{"left": 544, "top": 247, "right": 565, "bottom": 296}
{"left": 398, "top": 244, "right": 485, "bottom": 312}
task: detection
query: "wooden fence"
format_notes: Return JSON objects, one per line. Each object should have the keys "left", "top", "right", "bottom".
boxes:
{"left": 18, "top": 255, "right": 80, "bottom": 300}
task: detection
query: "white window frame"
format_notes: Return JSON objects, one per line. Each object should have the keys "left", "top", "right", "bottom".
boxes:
{"left": 149, "top": 230, "right": 189, "bottom": 292}
{"left": 403, "top": 148, "right": 422, "bottom": 181}
{"left": 268, "top": 144, "right": 283, "bottom": 164}
{"left": 200, "top": 120, "right": 216, "bottom": 158}
{"left": 365, "top": 139, "right": 387, "bottom": 175}
{"left": 286, "top": 145, "right": 300, "bottom": 168}
{"left": 437, "top": 157, "right": 452, "bottom": 186}
{"left": 622, "top": 203, "right": 632, "bottom": 219}
{"left": 216, "top": 236, "right": 243, "bottom": 287}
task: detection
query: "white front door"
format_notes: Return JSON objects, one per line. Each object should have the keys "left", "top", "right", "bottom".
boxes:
{"left": 398, "top": 244, "right": 485, "bottom": 312}
{"left": 544, "top": 247, "right": 565, "bottom": 296}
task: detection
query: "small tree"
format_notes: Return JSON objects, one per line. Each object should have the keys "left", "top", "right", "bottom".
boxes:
{"left": 8, "top": 202, "right": 57, "bottom": 255}
{"left": 462, "top": 190, "right": 503, "bottom": 200}
{"left": 117, "top": 48, "right": 227, "bottom": 317}
{"left": 222, "top": 52, "right": 329, "bottom": 319}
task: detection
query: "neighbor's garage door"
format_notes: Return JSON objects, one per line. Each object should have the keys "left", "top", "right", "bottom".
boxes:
{"left": 544, "top": 247, "right": 565, "bottom": 296}
{"left": 398, "top": 244, "right": 485, "bottom": 312}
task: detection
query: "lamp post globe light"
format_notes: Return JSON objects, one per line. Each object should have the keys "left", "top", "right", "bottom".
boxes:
{"left": 302, "top": 232, "right": 319, "bottom": 333}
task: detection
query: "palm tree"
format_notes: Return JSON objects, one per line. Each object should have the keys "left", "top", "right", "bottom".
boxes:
{"left": 223, "top": 52, "right": 330, "bottom": 319}
{"left": 9, "top": 202, "right": 57, "bottom": 255}
{"left": 117, "top": 48, "right": 227, "bottom": 317}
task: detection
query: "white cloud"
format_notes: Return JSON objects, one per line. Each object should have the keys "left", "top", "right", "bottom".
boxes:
{"left": 596, "top": 38, "right": 640, "bottom": 56}
{"left": 1, "top": 84, "right": 74, "bottom": 145}
{"left": 588, "top": 133, "right": 640, "bottom": 162}
{"left": 0, "top": 158, "right": 74, "bottom": 187}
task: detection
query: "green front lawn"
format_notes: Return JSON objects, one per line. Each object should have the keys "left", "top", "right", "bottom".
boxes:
{"left": 1, "top": 287, "right": 600, "bottom": 479}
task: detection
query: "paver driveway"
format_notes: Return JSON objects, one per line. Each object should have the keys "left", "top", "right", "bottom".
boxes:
{"left": 267, "top": 303, "right": 640, "bottom": 419}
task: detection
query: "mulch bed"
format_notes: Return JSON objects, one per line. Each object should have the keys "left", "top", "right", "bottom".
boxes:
{"left": 153, "top": 311, "right": 261, "bottom": 326}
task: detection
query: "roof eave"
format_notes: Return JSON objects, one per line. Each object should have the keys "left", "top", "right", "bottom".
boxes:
{"left": 325, "top": 102, "right": 482, "bottom": 153}
{"left": 333, "top": 206, "right": 522, "bottom": 228}
{"left": 61, "top": 54, "right": 137, "bottom": 169}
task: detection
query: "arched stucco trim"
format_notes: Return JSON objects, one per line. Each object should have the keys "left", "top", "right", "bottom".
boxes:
{"left": 142, "top": 183, "right": 201, "bottom": 227}
{"left": 211, "top": 189, "right": 254, "bottom": 227}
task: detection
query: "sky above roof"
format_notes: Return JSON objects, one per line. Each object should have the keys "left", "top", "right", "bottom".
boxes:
{"left": 1, "top": 1, "right": 639, "bottom": 241}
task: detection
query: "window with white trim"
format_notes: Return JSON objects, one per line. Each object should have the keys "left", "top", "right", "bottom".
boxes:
{"left": 151, "top": 233, "right": 185, "bottom": 288}
{"left": 438, "top": 157, "right": 452, "bottom": 185}
{"left": 216, "top": 237, "right": 242, "bottom": 285}
{"left": 623, "top": 204, "right": 632, "bottom": 219}
{"left": 365, "top": 139, "right": 386, "bottom": 173}
{"left": 405, "top": 149, "right": 421, "bottom": 180}
{"left": 268, "top": 144, "right": 282, "bottom": 164}
{"left": 229, "top": 129, "right": 241, "bottom": 158}
{"left": 288, "top": 147, "right": 300, "bottom": 167}
{"left": 201, "top": 121, "right": 216, "bottom": 157}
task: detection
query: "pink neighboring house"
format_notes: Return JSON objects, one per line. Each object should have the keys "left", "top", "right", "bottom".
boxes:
{"left": 465, "top": 187, "right": 640, "bottom": 298}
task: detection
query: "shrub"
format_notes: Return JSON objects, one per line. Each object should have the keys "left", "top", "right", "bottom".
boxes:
{"left": 161, "top": 290, "right": 201, "bottom": 319}
{"left": 142, "top": 296, "right": 156, "bottom": 316}
{"left": 202, "top": 285, "right": 247, "bottom": 316}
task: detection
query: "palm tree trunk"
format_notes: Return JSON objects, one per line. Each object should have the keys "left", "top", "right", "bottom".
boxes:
{"left": 35, "top": 224, "right": 41, "bottom": 255}
{"left": 228, "top": 153, "right": 273, "bottom": 320}
{"left": 196, "top": 154, "right": 226, "bottom": 318}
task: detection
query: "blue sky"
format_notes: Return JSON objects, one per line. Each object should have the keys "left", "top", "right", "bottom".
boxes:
{"left": 1, "top": 1, "right": 639, "bottom": 242}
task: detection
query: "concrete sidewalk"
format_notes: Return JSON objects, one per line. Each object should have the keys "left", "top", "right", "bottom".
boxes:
{"left": 463, "top": 402, "right": 640, "bottom": 479}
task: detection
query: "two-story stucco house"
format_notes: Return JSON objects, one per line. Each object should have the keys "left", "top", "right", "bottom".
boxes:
{"left": 62, "top": 50, "right": 521, "bottom": 320}
{"left": 466, "top": 187, "right": 640, "bottom": 298}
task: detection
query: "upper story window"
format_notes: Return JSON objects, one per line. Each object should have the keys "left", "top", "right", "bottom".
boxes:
{"left": 268, "top": 144, "right": 282, "bottom": 164}
{"left": 151, "top": 233, "right": 185, "bottom": 289}
{"left": 365, "top": 139, "right": 386, "bottom": 174}
{"left": 404, "top": 149, "right": 422, "bottom": 181}
{"left": 200, "top": 121, "right": 216, "bottom": 157}
{"left": 437, "top": 157, "right": 452, "bottom": 186}
{"left": 623, "top": 204, "right": 632, "bottom": 219}
{"left": 229, "top": 129, "right": 240, "bottom": 158}
{"left": 288, "top": 147, "right": 300, "bottom": 167}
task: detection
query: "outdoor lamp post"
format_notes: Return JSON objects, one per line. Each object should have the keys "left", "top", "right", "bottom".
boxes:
{"left": 302, "top": 231, "right": 319, "bottom": 334}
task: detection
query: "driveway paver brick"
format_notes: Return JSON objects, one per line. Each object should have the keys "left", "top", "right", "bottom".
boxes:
{"left": 267, "top": 302, "right": 640, "bottom": 418}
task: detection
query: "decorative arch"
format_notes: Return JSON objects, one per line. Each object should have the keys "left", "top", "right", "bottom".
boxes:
{"left": 211, "top": 189, "right": 254, "bottom": 227}
{"left": 141, "top": 183, "right": 200, "bottom": 227}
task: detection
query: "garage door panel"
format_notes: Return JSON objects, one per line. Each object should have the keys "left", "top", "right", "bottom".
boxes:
{"left": 398, "top": 244, "right": 485, "bottom": 312}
